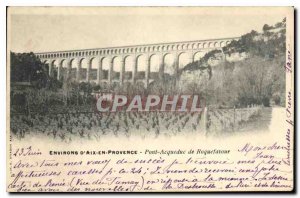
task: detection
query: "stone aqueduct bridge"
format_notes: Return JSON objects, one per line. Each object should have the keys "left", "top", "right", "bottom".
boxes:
{"left": 36, "top": 37, "right": 239, "bottom": 87}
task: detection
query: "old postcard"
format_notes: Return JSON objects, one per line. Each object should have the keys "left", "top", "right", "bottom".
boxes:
{"left": 6, "top": 7, "right": 294, "bottom": 192}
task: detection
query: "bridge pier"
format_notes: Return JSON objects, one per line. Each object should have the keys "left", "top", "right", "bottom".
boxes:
{"left": 145, "top": 57, "right": 150, "bottom": 88}
{"left": 97, "top": 58, "right": 102, "bottom": 85}
{"left": 158, "top": 55, "right": 164, "bottom": 81}
{"left": 132, "top": 56, "right": 137, "bottom": 84}
{"left": 76, "top": 59, "right": 80, "bottom": 82}
{"left": 108, "top": 58, "right": 113, "bottom": 85}
{"left": 120, "top": 59, "right": 125, "bottom": 85}
{"left": 58, "top": 60, "right": 62, "bottom": 80}
{"left": 67, "top": 59, "right": 72, "bottom": 80}
{"left": 49, "top": 61, "right": 53, "bottom": 77}
{"left": 86, "top": 57, "right": 93, "bottom": 82}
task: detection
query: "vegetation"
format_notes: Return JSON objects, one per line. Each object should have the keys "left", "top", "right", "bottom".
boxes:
{"left": 179, "top": 18, "right": 286, "bottom": 108}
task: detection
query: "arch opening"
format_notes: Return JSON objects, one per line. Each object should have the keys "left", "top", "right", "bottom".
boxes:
{"left": 90, "top": 58, "right": 98, "bottom": 81}
{"left": 178, "top": 53, "right": 190, "bottom": 69}
{"left": 79, "top": 58, "right": 88, "bottom": 81}
{"left": 59, "top": 59, "right": 68, "bottom": 81}
{"left": 193, "top": 51, "right": 206, "bottom": 62}
{"left": 136, "top": 55, "right": 147, "bottom": 80}
{"left": 124, "top": 56, "right": 134, "bottom": 80}
{"left": 149, "top": 54, "right": 160, "bottom": 79}
{"left": 101, "top": 57, "right": 110, "bottom": 80}
{"left": 51, "top": 60, "right": 59, "bottom": 79}
{"left": 69, "top": 59, "right": 77, "bottom": 80}
{"left": 163, "top": 54, "right": 175, "bottom": 75}
{"left": 112, "top": 56, "right": 122, "bottom": 80}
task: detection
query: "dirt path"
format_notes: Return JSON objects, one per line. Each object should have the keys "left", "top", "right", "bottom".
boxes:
{"left": 238, "top": 107, "right": 273, "bottom": 132}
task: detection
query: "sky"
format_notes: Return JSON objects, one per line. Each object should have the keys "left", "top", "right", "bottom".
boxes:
{"left": 8, "top": 7, "right": 287, "bottom": 53}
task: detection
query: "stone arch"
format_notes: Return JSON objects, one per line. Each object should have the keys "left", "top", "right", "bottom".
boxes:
{"left": 163, "top": 53, "right": 175, "bottom": 75}
{"left": 60, "top": 59, "right": 67, "bottom": 67}
{"left": 178, "top": 52, "right": 190, "bottom": 69}
{"left": 58, "top": 59, "right": 68, "bottom": 80}
{"left": 182, "top": 44, "right": 186, "bottom": 50}
{"left": 186, "top": 44, "right": 190, "bottom": 50}
{"left": 214, "top": 42, "right": 219, "bottom": 48}
{"left": 193, "top": 51, "right": 206, "bottom": 62}
{"left": 69, "top": 58, "right": 77, "bottom": 79}
{"left": 124, "top": 55, "right": 134, "bottom": 80}
{"left": 208, "top": 42, "right": 213, "bottom": 48}
{"left": 203, "top": 43, "right": 208, "bottom": 48}
{"left": 50, "top": 59, "right": 59, "bottom": 78}
{"left": 149, "top": 54, "right": 160, "bottom": 79}
{"left": 77, "top": 57, "right": 88, "bottom": 81}
{"left": 44, "top": 60, "right": 51, "bottom": 76}
{"left": 89, "top": 57, "right": 98, "bottom": 81}
{"left": 79, "top": 58, "right": 88, "bottom": 81}
{"left": 177, "top": 44, "right": 182, "bottom": 50}
{"left": 226, "top": 40, "right": 231, "bottom": 45}
{"left": 112, "top": 56, "right": 122, "bottom": 80}
{"left": 101, "top": 57, "right": 110, "bottom": 80}
{"left": 192, "top": 43, "right": 196, "bottom": 49}
{"left": 136, "top": 54, "right": 147, "bottom": 79}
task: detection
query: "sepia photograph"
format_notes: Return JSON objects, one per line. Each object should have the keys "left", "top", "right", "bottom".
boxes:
{"left": 6, "top": 6, "right": 294, "bottom": 192}
{"left": 9, "top": 7, "right": 288, "bottom": 142}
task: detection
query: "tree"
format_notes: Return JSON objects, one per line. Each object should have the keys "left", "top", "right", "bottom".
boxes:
{"left": 263, "top": 24, "right": 273, "bottom": 32}
{"left": 10, "top": 52, "right": 57, "bottom": 89}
